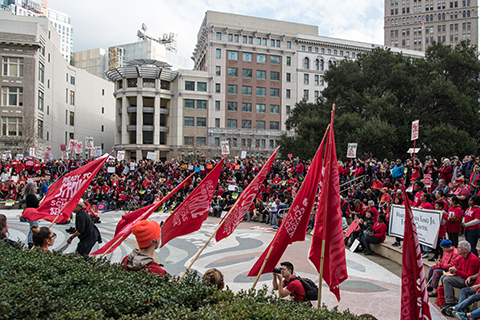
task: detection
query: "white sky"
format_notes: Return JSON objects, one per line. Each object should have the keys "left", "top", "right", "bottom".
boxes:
{"left": 49, "top": 0, "right": 385, "bottom": 64}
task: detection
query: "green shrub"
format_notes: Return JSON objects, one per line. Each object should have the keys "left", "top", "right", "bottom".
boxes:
{"left": 0, "top": 244, "right": 363, "bottom": 319}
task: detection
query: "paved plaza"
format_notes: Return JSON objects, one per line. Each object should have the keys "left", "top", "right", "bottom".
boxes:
{"left": 3, "top": 208, "right": 445, "bottom": 319}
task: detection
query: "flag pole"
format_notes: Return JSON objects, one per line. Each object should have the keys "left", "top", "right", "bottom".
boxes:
{"left": 251, "top": 244, "right": 275, "bottom": 290}
{"left": 317, "top": 105, "right": 335, "bottom": 304}
{"left": 47, "top": 214, "right": 60, "bottom": 228}
{"left": 179, "top": 198, "right": 241, "bottom": 281}
{"left": 100, "top": 232, "right": 129, "bottom": 259}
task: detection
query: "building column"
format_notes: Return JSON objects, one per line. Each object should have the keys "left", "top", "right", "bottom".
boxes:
{"left": 121, "top": 95, "right": 128, "bottom": 144}
{"left": 153, "top": 95, "right": 160, "bottom": 145}
{"left": 136, "top": 80, "right": 143, "bottom": 145}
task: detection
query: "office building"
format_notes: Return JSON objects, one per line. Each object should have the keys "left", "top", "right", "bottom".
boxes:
{"left": 384, "top": 0, "right": 478, "bottom": 50}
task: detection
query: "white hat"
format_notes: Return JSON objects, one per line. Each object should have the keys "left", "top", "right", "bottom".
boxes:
{"left": 77, "top": 198, "right": 87, "bottom": 208}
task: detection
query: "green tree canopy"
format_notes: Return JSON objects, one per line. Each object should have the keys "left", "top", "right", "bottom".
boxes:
{"left": 279, "top": 41, "right": 480, "bottom": 161}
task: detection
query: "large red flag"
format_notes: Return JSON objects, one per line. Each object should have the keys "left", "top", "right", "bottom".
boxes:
{"left": 400, "top": 179, "right": 432, "bottom": 320}
{"left": 308, "top": 110, "right": 348, "bottom": 301}
{"left": 248, "top": 133, "right": 327, "bottom": 277}
{"left": 21, "top": 154, "right": 109, "bottom": 223}
{"left": 161, "top": 157, "right": 225, "bottom": 247}
{"left": 114, "top": 173, "right": 194, "bottom": 236}
{"left": 216, "top": 148, "right": 278, "bottom": 242}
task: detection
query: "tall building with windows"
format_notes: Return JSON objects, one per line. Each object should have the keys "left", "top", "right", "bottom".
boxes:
{"left": 0, "top": 11, "right": 114, "bottom": 159}
{"left": 384, "top": 0, "right": 478, "bottom": 51}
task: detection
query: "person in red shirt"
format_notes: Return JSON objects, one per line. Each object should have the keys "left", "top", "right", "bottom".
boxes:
{"left": 360, "top": 214, "right": 387, "bottom": 255}
{"left": 463, "top": 195, "right": 480, "bottom": 257}
{"left": 429, "top": 201, "right": 450, "bottom": 262}
{"left": 272, "top": 261, "right": 308, "bottom": 303}
{"left": 419, "top": 193, "right": 434, "bottom": 210}
{"left": 121, "top": 220, "right": 166, "bottom": 275}
{"left": 413, "top": 181, "right": 425, "bottom": 207}
{"left": 447, "top": 195, "right": 464, "bottom": 248}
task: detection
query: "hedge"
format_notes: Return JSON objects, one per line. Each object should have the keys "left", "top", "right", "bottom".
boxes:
{"left": 0, "top": 243, "right": 365, "bottom": 319}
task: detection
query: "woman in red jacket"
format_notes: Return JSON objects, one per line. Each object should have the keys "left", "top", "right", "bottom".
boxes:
{"left": 360, "top": 214, "right": 387, "bottom": 255}
{"left": 447, "top": 195, "right": 464, "bottom": 248}
{"left": 463, "top": 195, "right": 480, "bottom": 256}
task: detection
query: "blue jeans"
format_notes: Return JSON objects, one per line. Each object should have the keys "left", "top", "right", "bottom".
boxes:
{"left": 465, "top": 228, "right": 480, "bottom": 256}
{"left": 27, "top": 220, "right": 39, "bottom": 245}
{"left": 270, "top": 212, "right": 278, "bottom": 226}
{"left": 456, "top": 287, "right": 480, "bottom": 311}
{"left": 471, "top": 307, "right": 480, "bottom": 319}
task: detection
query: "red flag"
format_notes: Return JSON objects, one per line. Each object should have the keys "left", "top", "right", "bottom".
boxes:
{"left": 114, "top": 173, "right": 194, "bottom": 236}
{"left": 16, "top": 162, "right": 25, "bottom": 173}
{"left": 216, "top": 148, "right": 278, "bottom": 242}
{"left": 161, "top": 157, "right": 225, "bottom": 247}
{"left": 308, "top": 111, "right": 348, "bottom": 301}
{"left": 21, "top": 154, "right": 109, "bottom": 223}
{"left": 248, "top": 132, "right": 327, "bottom": 277}
{"left": 400, "top": 179, "right": 432, "bottom": 320}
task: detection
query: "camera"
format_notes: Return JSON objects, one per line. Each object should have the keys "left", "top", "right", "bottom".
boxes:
{"left": 273, "top": 267, "right": 282, "bottom": 274}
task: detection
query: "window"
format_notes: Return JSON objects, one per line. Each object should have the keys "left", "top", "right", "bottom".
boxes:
{"left": 2, "top": 87, "right": 23, "bottom": 106}
{"left": 197, "top": 137, "right": 206, "bottom": 146}
{"left": 215, "top": 101, "right": 220, "bottom": 111}
{"left": 256, "top": 104, "right": 266, "bottom": 113}
{"left": 215, "top": 66, "right": 221, "bottom": 76}
{"left": 215, "top": 83, "right": 220, "bottom": 93}
{"left": 263, "top": 38, "right": 267, "bottom": 46}
{"left": 197, "top": 82, "right": 207, "bottom": 92}
{"left": 286, "top": 105, "right": 291, "bottom": 115}
{"left": 303, "top": 90, "right": 309, "bottom": 100}
{"left": 215, "top": 118, "right": 220, "bottom": 127}
{"left": 216, "top": 32, "right": 221, "bottom": 40}
{"left": 320, "top": 60, "right": 324, "bottom": 70}
{"left": 68, "top": 111, "right": 74, "bottom": 126}
{"left": 102, "top": 107, "right": 104, "bottom": 114}
{"left": 270, "top": 121, "right": 279, "bottom": 130}
{"left": 242, "top": 86, "right": 252, "bottom": 95}
{"left": 286, "top": 56, "right": 291, "bottom": 66}
{"left": 256, "top": 70, "right": 266, "bottom": 79}
{"left": 70, "top": 76, "right": 75, "bottom": 85}
{"left": 38, "top": 90, "right": 44, "bottom": 111}
{"left": 286, "top": 89, "right": 291, "bottom": 98}
{"left": 185, "top": 99, "right": 195, "bottom": 109}
{"left": 242, "top": 120, "right": 252, "bottom": 128}
{"left": 3, "top": 57, "right": 23, "bottom": 77}
{"left": 184, "top": 117, "right": 194, "bottom": 126}
{"left": 270, "top": 88, "right": 279, "bottom": 97}
{"left": 314, "top": 90, "right": 320, "bottom": 100}
{"left": 304, "top": 74, "right": 309, "bottom": 85}
{"left": 249, "top": 36, "right": 253, "bottom": 44}
{"left": 286, "top": 73, "right": 291, "bottom": 82}
{"left": 227, "top": 119, "right": 237, "bottom": 128}
{"left": 304, "top": 57, "right": 310, "bottom": 69}
{"left": 269, "top": 139, "right": 275, "bottom": 148}
{"left": 38, "top": 63, "right": 44, "bottom": 83}
{"left": 270, "top": 105, "right": 279, "bottom": 114}
{"left": 227, "top": 102, "right": 238, "bottom": 111}
{"left": 228, "top": 34, "right": 233, "bottom": 42}
{"left": 70, "top": 90, "right": 75, "bottom": 105}
{"left": 228, "top": 51, "right": 238, "bottom": 60}
{"left": 214, "top": 137, "right": 220, "bottom": 146}
{"left": 185, "top": 81, "right": 195, "bottom": 91}
{"left": 242, "top": 52, "right": 253, "bottom": 62}
{"left": 256, "top": 87, "right": 266, "bottom": 96}
{"left": 271, "top": 39, "right": 275, "bottom": 47}
{"left": 242, "top": 68, "right": 252, "bottom": 78}
{"left": 287, "top": 41, "right": 291, "bottom": 48}
{"left": 256, "top": 120, "right": 265, "bottom": 130}
{"left": 234, "top": 35, "right": 239, "bottom": 42}
{"left": 216, "top": 49, "right": 221, "bottom": 58}
{"left": 320, "top": 76, "right": 325, "bottom": 86}
{"left": 271, "top": 55, "right": 280, "bottom": 64}
{"left": 242, "top": 103, "right": 252, "bottom": 112}
{"left": 227, "top": 67, "right": 238, "bottom": 77}
{"left": 314, "top": 75, "right": 319, "bottom": 85}
{"left": 184, "top": 137, "right": 194, "bottom": 145}
{"left": 197, "top": 117, "right": 206, "bottom": 127}
{"left": 197, "top": 100, "right": 207, "bottom": 109}
{"left": 227, "top": 85, "right": 237, "bottom": 94}
{"left": 1, "top": 117, "right": 22, "bottom": 136}
{"left": 257, "top": 54, "right": 267, "bottom": 63}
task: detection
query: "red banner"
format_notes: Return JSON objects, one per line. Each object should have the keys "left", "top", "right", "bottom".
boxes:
{"left": 400, "top": 179, "right": 432, "bottom": 320}
{"left": 161, "top": 157, "right": 225, "bottom": 247}
{"left": 248, "top": 132, "right": 327, "bottom": 277}
{"left": 21, "top": 155, "right": 109, "bottom": 223}
{"left": 114, "top": 173, "right": 194, "bottom": 236}
{"left": 216, "top": 148, "right": 278, "bottom": 242}
{"left": 309, "top": 111, "right": 348, "bottom": 301}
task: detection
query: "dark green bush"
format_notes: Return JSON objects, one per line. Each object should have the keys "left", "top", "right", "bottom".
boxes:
{"left": 0, "top": 244, "right": 364, "bottom": 319}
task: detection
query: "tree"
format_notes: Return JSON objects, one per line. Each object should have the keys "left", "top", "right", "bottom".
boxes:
{"left": 279, "top": 41, "right": 480, "bottom": 161}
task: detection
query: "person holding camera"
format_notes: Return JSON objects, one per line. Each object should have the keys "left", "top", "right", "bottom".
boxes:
{"left": 272, "top": 261, "right": 307, "bottom": 302}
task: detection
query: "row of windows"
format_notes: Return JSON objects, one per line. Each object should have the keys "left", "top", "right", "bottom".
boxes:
{"left": 389, "top": 10, "right": 472, "bottom": 25}
{"left": 184, "top": 117, "right": 207, "bottom": 127}
{"left": 391, "top": 32, "right": 470, "bottom": 47}
{"left": 217, "top": 32, "right": 292, "bottom": 49}
{"left": 224, "top": 67, "right": 281, "bottom": 80}
{"left": 391, "top": 0, "right": 471, "bottom": 7}
{"left": 226, "top": 103, "right": 280, "bottom": 114}
{"left": 184, "top": 99, "right": 207, "bottom": 109}
{"left": 3, "top": 57, "right": 23, "bottom": 77}
{"left": 389, "top": 22, "right": 471, "bottom": 38}
{"left": 225, "top": 119, "right": 280, "bottom": 130}
{"left": 184, "top": 136, "right": 207, "bottom": 146}
{"left": 216, "top": 137, "right": 276, "bottom": 148}
{"left": 303, "top": 74, "right": 325, "bottom": 86}
{"left": 215, "top": 49, "right": 292, "bottom": 66}
{"left": 299, "top": 46, "right": 357, "bottom": 58}
{"left": 185, "top": 81, "right": 207, "bottom": 92}
{"left": 1, "top": 117, "right": 22, "bottom": 136}
{"left": 226, "top": 85, "right": 280, "bottom": 97}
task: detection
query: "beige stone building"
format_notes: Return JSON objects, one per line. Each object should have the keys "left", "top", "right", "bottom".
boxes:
{"left": 384, "top": 0, "right": 478, "bottom": 50}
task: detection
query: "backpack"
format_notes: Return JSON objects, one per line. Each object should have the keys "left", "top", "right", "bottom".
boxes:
{"left": 291, "top": 276, "right": 319, "bottom": 301}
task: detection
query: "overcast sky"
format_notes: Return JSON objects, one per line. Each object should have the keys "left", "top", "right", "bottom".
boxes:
{"left": 49, "top": 0, "right": 384, "bottom": 66}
